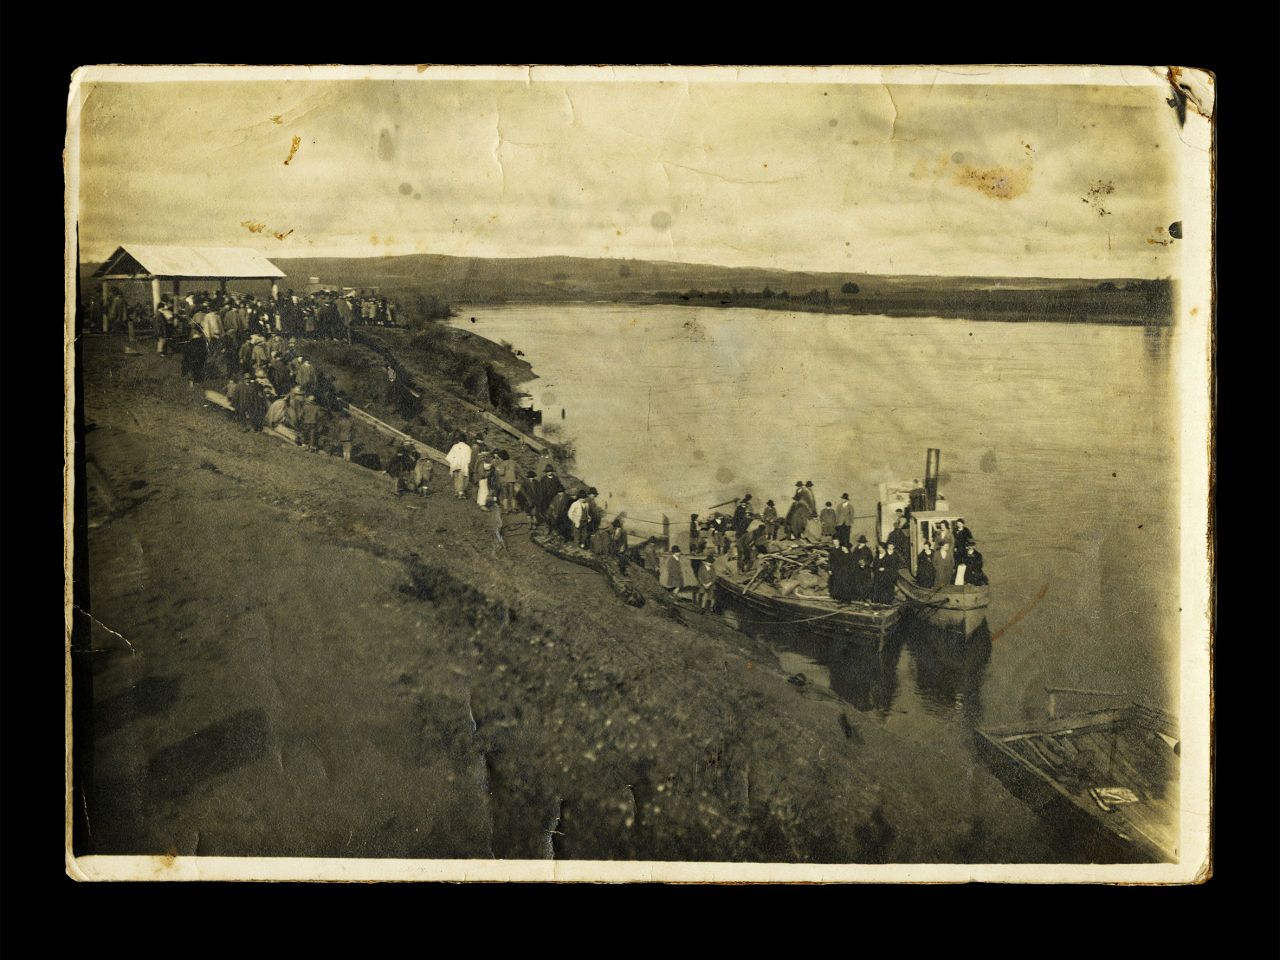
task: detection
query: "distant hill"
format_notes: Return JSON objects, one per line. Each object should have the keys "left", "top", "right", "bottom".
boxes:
{"left": 76, "top": 253, "right": 1174, "bottom": 324}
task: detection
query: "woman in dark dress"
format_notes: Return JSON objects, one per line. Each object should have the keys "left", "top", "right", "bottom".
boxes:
{"left": 827, "top": 541, "right": 855, "bottom": 603}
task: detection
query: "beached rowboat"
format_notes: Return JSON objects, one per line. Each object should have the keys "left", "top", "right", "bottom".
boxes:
{"left": 973, "top": 700, "right": 1180, "bottom": 863}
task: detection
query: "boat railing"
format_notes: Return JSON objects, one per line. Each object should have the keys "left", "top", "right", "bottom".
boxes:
{"left": 1044, "top": 686, "right": 1127, "bottom": 719}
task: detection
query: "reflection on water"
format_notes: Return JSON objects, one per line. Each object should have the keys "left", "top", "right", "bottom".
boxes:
{"left": 759, "top": 617, "right": 992, "bottom": 723}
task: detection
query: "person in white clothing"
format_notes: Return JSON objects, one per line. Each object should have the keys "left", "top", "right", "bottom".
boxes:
{"left": 446, "top": 438, "right": 472, "bottom": 499}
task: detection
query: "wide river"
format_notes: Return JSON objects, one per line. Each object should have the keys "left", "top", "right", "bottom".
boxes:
{"left": 447, "top": 304, "right": 1181, "bottom": 733}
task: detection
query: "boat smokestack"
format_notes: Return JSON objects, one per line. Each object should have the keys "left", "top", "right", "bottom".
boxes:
{"left": 925, "top": 448, "right": 940, "bottom": 510}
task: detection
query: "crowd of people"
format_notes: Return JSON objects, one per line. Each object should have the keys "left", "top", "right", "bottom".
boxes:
{"left": 89, "top": 288, "right": 400, "bottom": 344}
{"left": 443, "top": 438, "right": 632, "bottom": 570}
{"left": 656, "top": 483, "right": 988, "bottom": 610}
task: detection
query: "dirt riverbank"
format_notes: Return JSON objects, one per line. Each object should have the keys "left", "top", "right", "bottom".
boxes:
{"left": 71, "top": 330, "right": 1065, "bottom": 865}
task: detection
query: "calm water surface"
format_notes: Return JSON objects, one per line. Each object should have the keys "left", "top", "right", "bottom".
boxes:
{"left": 449, "top": 304, "right": 1180, "bottom": 732}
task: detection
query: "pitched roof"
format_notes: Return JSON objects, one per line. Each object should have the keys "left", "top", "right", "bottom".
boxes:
{"left": 92, "top": 244, "right": 286, "bottom": 279}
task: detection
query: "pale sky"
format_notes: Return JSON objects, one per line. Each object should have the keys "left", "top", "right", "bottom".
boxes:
{"left": 71, "top": 67, "right": 1186, "bottom": 278}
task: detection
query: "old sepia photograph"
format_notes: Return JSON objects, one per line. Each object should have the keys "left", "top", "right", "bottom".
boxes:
{"left": 65, "top": 65, "right": 1214, "bottom": 883}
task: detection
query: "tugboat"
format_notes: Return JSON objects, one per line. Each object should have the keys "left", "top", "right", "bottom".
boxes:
{"left": 879, "top": 449, "right": 990, "bottom": 638}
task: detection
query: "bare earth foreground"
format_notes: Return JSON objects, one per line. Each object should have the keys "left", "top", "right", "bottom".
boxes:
{"left": 71, "top": 333, "right": 1063, "bottom": 866}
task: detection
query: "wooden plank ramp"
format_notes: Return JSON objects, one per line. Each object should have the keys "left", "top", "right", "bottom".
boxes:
{"left": 342, "top": 401, "right": 449, "bottom": 465}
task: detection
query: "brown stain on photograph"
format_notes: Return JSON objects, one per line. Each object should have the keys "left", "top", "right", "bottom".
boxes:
{"left": 953, "top": 164, "right": 1030, "bottom": 200}
{"left": 284, "top": 136, "right": 301, "bottom": 165}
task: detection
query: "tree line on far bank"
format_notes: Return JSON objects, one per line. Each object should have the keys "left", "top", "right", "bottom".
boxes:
{"left": 653, "top": 283, "right": 858, "bottom": 305}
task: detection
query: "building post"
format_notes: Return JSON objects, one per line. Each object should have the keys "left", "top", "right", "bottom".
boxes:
{"left": 101, "top": 280, "right": 110, "bottom": 332}
{"left": 151, "top": 277, "right": 162, "bottom": 314}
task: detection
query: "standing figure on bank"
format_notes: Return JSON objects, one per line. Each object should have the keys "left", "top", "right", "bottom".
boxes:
{"left": 519, "top": 471, "right": 541, "bottom": 528}
{"left": 475, "top": 454, "right": 493, "bottom": 508}
{"left": 446, "top": 436, "right": 472, "bottom": 499}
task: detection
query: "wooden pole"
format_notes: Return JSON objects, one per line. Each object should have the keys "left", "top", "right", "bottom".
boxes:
{"left": 101, "top": 281, "right": 109, "bottom": 332}
{"left": 219, "top": 278, "right": 227, "bottom": 299}
{"left": 173, "top": 278, "right": 181, "bottom": 316}
{"left": 151, "top": 277, "right": 162, "bottom": 314}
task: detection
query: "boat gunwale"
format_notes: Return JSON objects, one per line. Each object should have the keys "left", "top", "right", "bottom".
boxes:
{"left": 973, "top": 703, "right": 1180, "bottom": 863}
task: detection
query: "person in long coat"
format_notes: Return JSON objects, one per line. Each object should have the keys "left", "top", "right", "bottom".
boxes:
{"left": 180, "top": 326, "right": 208, "bottom": 386}
{"left": 961, "top": 543, "right": 989, "bottom": 586}
{"left": 916, "top": 542, "right": 937, "bottom": 589}
{"left": 785, "top": 491, "right": 813, "bottom": 540}
{"left": 660, "top": 545, "right": 686, "bottom": 594}
{"left": 828, "top": 541, "right": 856, "bottom": 603}
{"left": 870, "top": 545, "right": 899, "bottom": 605}
{"left": 851, "top": 557, "right": 873, "bottom": 602}
{"left": 820, "top": 502, "right": 837, "bottom": 539}
{"left": 933, "top": 538, "right": 956, "bottom": 588}
{"left": 519, "top": 470, "right": 541, "bottom": 528}
{"left": 800, "top": 481, "right": 817, "bottom": 515}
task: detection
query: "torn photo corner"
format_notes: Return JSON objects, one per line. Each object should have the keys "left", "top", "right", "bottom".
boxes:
{"left": 65, "top": 64, "right": 1214, "bottom": 884}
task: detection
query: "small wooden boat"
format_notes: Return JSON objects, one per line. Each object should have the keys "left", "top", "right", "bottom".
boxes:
{"left": 529, "top": 527, "right": 646, "bottom": 608}
{"left": 973, "top": 696, "right": 1180, "bottom": 863}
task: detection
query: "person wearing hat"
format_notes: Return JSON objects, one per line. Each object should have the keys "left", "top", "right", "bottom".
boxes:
{"left": 446, "top": 435, "right": 472, "bottom": 499}
{"left": 585, "top": 487, "right": 604, "bottom": 541}
{"left": 301, "top": 394, "right": 323, "bottom": 452}
{"left": 568, "top": 491, "right": 591, "bottom": 548}
{"left": 834, "top": 494, "right": 854, "bottom": 547}
{"left": 547, "top": 485, "right": 573, "bottom": 542}
{"left": 689, "top": 514, "right": 703, "bottom": 554}
{"left": 520, "top": 470, "right": 542, "bottom": 528}
{"left": 731, "top": 494, "right": 753, "bottom": 537}
{"left": 660, "top": 544, "right": 686, "bottom": 596}
{"left": 851, "top": 534, "right": 873, "bottom": 567}
{"left": 537, "top": 465, "right": 564, "bottom": 528}
{"left": 762, "top": 500, "right": 779, "bottom": 541}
